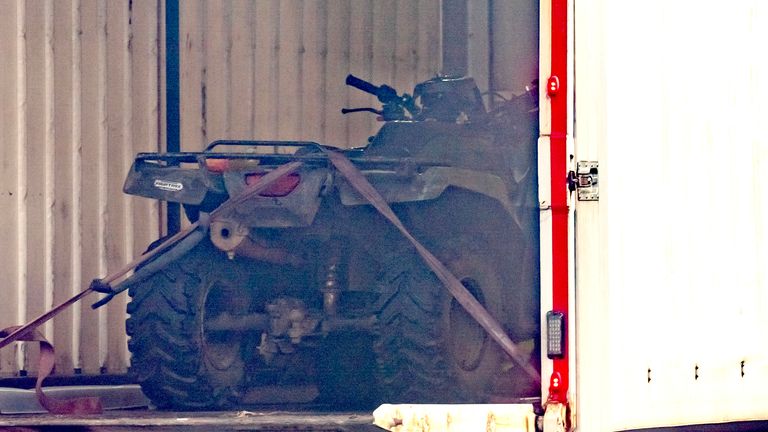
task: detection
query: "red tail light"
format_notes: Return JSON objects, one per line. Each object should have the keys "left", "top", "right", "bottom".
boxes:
{"left": 245, "top": 173, "right": 301, "bottom": 197}
{"left": 205, "top": 158, "right": 230, "bottom": 173}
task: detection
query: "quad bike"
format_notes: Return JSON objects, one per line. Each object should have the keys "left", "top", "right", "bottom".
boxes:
{"left": 119, "top": 74, "right": 541, "bottom": 409}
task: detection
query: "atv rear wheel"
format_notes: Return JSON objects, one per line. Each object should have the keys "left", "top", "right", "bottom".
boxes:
{"left": 374, "top": 239, "right": 534, "bottom": 403}
{"left": 126, "top": 239, "right": 255, "bottom": 409}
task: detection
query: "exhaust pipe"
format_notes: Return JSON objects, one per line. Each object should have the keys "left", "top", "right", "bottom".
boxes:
{"left": 210, "top": 219, "right": 303, "bottom": 266}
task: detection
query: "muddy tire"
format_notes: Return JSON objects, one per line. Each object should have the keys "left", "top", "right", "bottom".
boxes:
{"left": 374, "top": 239, "right": 536, "bottom": 403}
{"left": 126, "top": 239, "right": 254, "bottom": 409}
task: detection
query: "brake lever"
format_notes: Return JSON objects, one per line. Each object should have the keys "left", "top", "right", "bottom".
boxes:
{"left": 341, "top": 107, "right": 383, "bottom": 115}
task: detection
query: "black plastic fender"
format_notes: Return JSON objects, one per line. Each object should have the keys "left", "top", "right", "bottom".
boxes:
{"left": 337, "top": 166, "right": 518, "bottom": 219}
{"left": 123, "top": 159, "right": 214, "bottom": 205}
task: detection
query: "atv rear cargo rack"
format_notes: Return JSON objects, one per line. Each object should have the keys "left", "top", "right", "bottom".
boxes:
{"left": 133, "top": 139, "right": 448, "bottom": 169}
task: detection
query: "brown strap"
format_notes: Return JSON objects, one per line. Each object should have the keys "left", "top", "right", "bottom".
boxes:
{"left": 1, "top": 149, "right": 538, "bottom": 411}
{"left": 0, "top": 160, "right": 305, "bottom": 413}
{"left": 323, "top": 149, "right": 541, "bottom": 384}
{"left": 0, "top": 160, "right": 304, "bottom": 352}
{"left": 0, "top": 326, "right": 103, "bottom": 414}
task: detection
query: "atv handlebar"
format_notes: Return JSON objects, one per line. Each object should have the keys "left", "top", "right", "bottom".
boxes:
{"left": 345, "top": 74, "right": 399, "bottom": 104}
{"left": 345, "top": 74, "right": 379, "bottom": 96}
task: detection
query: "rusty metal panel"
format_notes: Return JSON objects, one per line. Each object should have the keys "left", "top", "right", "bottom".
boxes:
{"left": 178, "top": 0, "right": 442, "bottom": 150}
{"left": 0, "top": 0, "right": 162, "bottom": 378}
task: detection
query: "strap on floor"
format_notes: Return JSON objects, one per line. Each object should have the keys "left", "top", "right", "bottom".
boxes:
{"left": 0, "top": 326, "right": 103, "bottom": 415}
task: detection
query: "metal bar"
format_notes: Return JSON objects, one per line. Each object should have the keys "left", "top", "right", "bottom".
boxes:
{"left": 204, "top": 139, "right": 321, "bottom": 151}
{"left": 165, "top": 0, "right": 181, "bottom": 234}
{"left": 441, "top": 0, "right": 468, "bottom": 76}
{"left": 134, "top": 151, "right": 450, "bottom": 168}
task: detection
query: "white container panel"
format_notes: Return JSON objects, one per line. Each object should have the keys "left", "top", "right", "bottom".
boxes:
{"left": 574, "top": 0, "right": 768, "bottom": 430}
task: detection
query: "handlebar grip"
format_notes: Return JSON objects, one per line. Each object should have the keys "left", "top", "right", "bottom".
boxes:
{"left": 345, "top": 74, "right": 379, "bottom": 96}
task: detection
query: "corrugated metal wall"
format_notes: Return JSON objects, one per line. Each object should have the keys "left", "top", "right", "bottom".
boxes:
{"left": 0, "top": 0, "right": 539, "bottom": 378}
{"left": 177, "top": 0, "right": 442, "bottom": 151}
{"left": 175, "top": 0, "right": 538, "bottom": 150}
{"left": 0, "top": 0, "right": 444, "bottom": 378}
{"left": 0, "top": 0, "right": 162, "bottom": 377}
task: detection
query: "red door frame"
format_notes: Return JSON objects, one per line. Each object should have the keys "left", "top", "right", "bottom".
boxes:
{"left": 547, "top": 0, "right": 570, "bottom": 403}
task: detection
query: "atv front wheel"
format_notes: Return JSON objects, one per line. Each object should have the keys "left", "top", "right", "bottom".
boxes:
{"left": 126, "top": 239, "right": 255, "bottom": 409}
{"left": 374, "top": 240, "right": 536, "bottom": 403}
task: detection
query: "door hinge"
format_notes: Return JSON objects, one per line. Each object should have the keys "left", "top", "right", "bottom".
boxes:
{"left": 568, "top": 161, "right": 598, "bottom": 201}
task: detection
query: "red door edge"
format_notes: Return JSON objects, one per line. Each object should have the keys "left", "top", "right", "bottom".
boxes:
{"left": 548, "top": 0, "right": 570, "bottom": 404}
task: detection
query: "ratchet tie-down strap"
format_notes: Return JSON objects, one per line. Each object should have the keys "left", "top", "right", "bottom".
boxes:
{"left": 0, "top": 161, "right": 303, "bottom": 414}
{"left": 0, "top": 150, "right": 538, "bottom": 414}
{"left": 323, "top": 149, "right": 540, "bottom": 384}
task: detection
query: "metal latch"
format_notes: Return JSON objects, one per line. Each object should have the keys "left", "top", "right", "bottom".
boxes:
{"left": 574, "top": 161, "right": 598, "bottom": 201}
